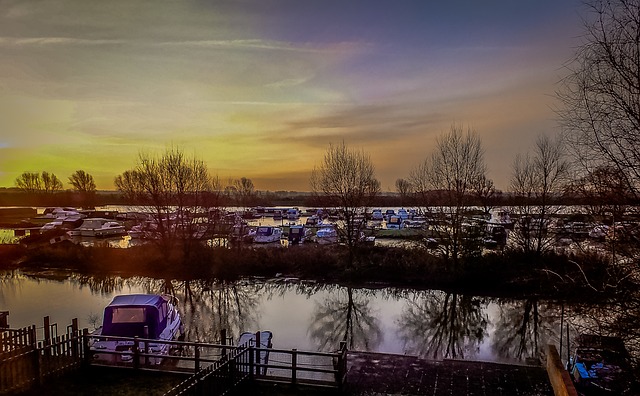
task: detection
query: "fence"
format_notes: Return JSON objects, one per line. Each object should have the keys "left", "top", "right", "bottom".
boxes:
{"left": 0, "top": 319, "right": 85, "bottom": 395}
{"left": 163, "top": 345, "right": 253, "bottom": 396}
{"left": 160, "top": 339, "right": 348, "bottom": 396}
{"left": 2, "top": 321, "right": 349, "bottom": 395}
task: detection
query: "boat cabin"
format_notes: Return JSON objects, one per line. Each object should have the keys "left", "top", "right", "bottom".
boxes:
{"left": 288, "top": 225, "right": 307, "bottom": 244}
{"left": 100, "top": 294, "right": 177, "bottom": 339}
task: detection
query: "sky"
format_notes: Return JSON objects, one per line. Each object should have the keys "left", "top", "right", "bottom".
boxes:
{"left": 0, "top": 0, "right": 585, "bottom": 192}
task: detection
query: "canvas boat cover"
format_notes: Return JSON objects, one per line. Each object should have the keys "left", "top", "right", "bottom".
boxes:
{"left": 101, "top": 294, "right": 171, "bottom": 339}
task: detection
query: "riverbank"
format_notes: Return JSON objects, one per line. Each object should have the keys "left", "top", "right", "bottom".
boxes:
{"left": 0, "top": 241, "right": 625, "bottom": 301}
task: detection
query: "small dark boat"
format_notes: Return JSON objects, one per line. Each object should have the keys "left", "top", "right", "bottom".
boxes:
{"left": 570, "top": 334, "right": 635, "bottom": 395}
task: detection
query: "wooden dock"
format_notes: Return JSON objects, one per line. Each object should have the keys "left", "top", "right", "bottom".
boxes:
{"left": 345, "top": 351, "right": 554, "bottom": 396}
{"left": 2, "top": 314, "right": 562, "bottom": 395}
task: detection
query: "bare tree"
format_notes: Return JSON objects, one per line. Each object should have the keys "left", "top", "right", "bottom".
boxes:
{"left": 557, "top": 0, "right": 640, "bottom": 198}
{"left": 42, "top": 171, "right": 63, "bottom": 194}
{"left": 68, "top": 170, "right": 96, "bottom": 192}
{"left": 15, "top": 171, "right": 63, "bottom": 194}
{"left": 568, "top": 165, "right": 633, "bottom": 219}
{"left": 15, "top": 172, "right": 42, "bottom": 193}
{"left": 510, "top": 135, "right": 569, "bottom": 255}
{"left": 310, "top": 142, "right": 380, "bottom": 267}
{"left": 115, "top": 147, "right": 219, "bottom": 261}
{"left": 409, "top": 125, "right": 488, "bottom": 266}
{"left": 395, "top": 178, "right": 412, "bottom": 206}
{"left": 68, "top": 170, "right": 97, "bottom": 208}
{"left": 232, "top": 177, "right": 255, "bottom": 210}
{"left": 473, "top": 175, "right": 496, "bottom": 216}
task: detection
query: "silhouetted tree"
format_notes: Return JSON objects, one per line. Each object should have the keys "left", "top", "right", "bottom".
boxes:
{"left": 558, "top": 0, "right": 640, "bottom": 199}
{"left": 568, "top": 166, "right": 633, "bottom": 219}
{"left": 409, "top": 124, "right": 488, "bottom": 267}
{"left": 231, "top": 177, "right": 255, "bottom": 210}
{"left": 114, "top": 147, "right": 220, "bottom": 262}
{"left": 68, "top": 170, "right": 97, "bottom": 208}
{"left": 510, "top": 135, "right": 569, "bottom": 255}
{"left": 473, "top": 175, "right": 496, "bottom": 216}
{"left": 310, "top": 142, "right": 380, "bottom": 267}
{"left": 42, "top": 171, "right": 63, "bottom": 193}
{"left": 15, "top": 171, "right": 63, "bottom": 194}
{"left": 395, "top": 178, "right": 411, "bottom": 206}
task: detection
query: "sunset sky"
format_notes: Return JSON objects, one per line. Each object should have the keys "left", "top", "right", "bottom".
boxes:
{"left": 0, "top": 0, "right": 584, "bottom": 192}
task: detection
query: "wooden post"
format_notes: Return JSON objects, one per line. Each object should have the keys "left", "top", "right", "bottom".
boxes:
{"left": 337, "top": 341, "right": 347, "bottom": 387}
{"left": 221, "top": 329, "right": 227, "bottom": 361}
{"left": 82, "top": 328, "right": 91, "bottom": 366}
{"left": 291, "top": 349, "right": 297, "bottom": 385}
{"left": 0, "top": 311, "right": 8, "bottom": 328}
{"left": 43, "top": 316, "right": 51, "bottom": 357}
{"left": 34, "top": 341, "right": 42, "bottom": 387}
{"left": 194, "top": 344, "right": 200, "bottom": 372}
{"left": 143, "top": 326, "right": 149, "bottom": 366}
{"left": 29, "top": 325, "right": 37, "bottom": 347}
{"left": 133, "top": 337, "right": 140, "bottom": 370}
{"left": 248, "top": 345, "right": 255, "bottom": 380}
{"left": 71, "top": 319, "right": 79, "bottom": 358}
{"left": 255, "top": 331, "right": 261, "bottom": 376}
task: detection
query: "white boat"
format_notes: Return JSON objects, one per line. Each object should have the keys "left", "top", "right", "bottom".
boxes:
{"left": 253, "top": 226, "right": 283, "bottom": 243}
{"left": 67, "top": 218, "right": 126, "bottom": 237}
{"left": 286, "top": 208, "right": 300, "bottom": 220}
{"left": 315, "top": 227, "right": 338, "bottom": 245}
{"left": 90, "top": 294, "right": 184, "bottom": 365}
{"left": 40, "top": 207, "right": 84, "bottom": 220}
{"left": 386, "top": 215, "right": 405, "bottom": 230}
{"left": 488, "top": 208, "right": 514, "bottom": 229}
{"left": 238, "top": 331, "right": 273, "bottom": 375}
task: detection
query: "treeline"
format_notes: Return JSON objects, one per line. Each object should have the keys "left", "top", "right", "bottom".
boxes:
{"left": 1, "top": 186, "right": 637, "bottom": 210}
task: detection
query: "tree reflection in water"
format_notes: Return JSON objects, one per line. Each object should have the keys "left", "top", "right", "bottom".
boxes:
{"left": 397, "top": 291, "right": 488, "bottom": 360}
{"left": 491, "top": 298, "right": 559, "bottom": 361}
{"left": 68, "top": 275, "right": 262, "bottom": 344}
{"left": 308, "top": 286, "right": 383, "bottom": 352}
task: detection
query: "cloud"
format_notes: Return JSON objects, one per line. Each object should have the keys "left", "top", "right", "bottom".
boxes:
{"left": 0, "top": 37, "right": 125, "bottom": 46}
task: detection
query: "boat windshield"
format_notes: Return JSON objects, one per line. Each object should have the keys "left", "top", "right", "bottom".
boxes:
{"left": 112, "top": 307, "right": 146, "bottom": 323}
{"left": 256, "top": 227, "right": 272, "bottom": 236}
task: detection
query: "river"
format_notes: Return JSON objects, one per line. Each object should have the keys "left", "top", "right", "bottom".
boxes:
{"left": 0, "top": 269, "right": 573, "bottom": 364}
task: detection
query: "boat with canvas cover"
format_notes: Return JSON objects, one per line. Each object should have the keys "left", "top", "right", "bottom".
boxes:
{"left": 90, "top": 294, "right": 184, "bottom": 365}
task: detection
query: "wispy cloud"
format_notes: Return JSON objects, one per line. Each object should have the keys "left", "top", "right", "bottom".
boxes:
{"left": 0, "top": 37, "right": 125, "bottom": 46}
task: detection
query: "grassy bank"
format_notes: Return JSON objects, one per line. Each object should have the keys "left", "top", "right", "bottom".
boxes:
{"left": 0, "top": 240, "right": 625, "bottom": 301}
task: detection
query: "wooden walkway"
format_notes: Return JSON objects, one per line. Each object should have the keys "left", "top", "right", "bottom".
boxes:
{"left": 345, "top": 352, "right": 554, "bottom": 396}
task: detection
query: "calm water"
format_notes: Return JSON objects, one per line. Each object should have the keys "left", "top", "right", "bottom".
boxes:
{"left": 0, "top": 270, "right": 567, "bottom": 363}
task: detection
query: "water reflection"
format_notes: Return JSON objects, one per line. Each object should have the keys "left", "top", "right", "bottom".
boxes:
{"left": 491, "top": 299, "right": 560, "bottom": 361}
{"left": 1, "top": 270, "right": 602, "bottom": 363}
{"left": 308, "top": 286, "right": 383, "bottom": 352}
{"left": 397, "top": 291, "right": 488, "bottom": 360}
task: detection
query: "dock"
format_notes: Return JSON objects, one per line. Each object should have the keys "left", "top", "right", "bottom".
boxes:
{"left": 2, "top": 315, "right": 569, "bottom": 395}
{"left": 346, "top": 351, "right": 554, "bottom": 395}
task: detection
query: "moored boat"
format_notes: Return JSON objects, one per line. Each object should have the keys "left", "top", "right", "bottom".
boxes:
{"left": 238, "top": 330, "right": 273, "bottom": 374}
{"left": 569, "top": 334, "right": 635, "bottom": 395}
{"left": 67, "top": 218, "right": 126, "bottom": 237}
{"left": 90, "top": 294, "right": 184, "bottom": 365}
{"left": 253, "top": 226, "right": 283, "bottom": 243}
{"left": 315, "top": 226, "right": 338, "bottom": 245}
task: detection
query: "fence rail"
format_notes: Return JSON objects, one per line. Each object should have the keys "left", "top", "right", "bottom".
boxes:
{"left": 1, "top": 321, "right": 85, "bottom": 395}
{"left": 2, "top": 319, "right": 349, "bottom": 396}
